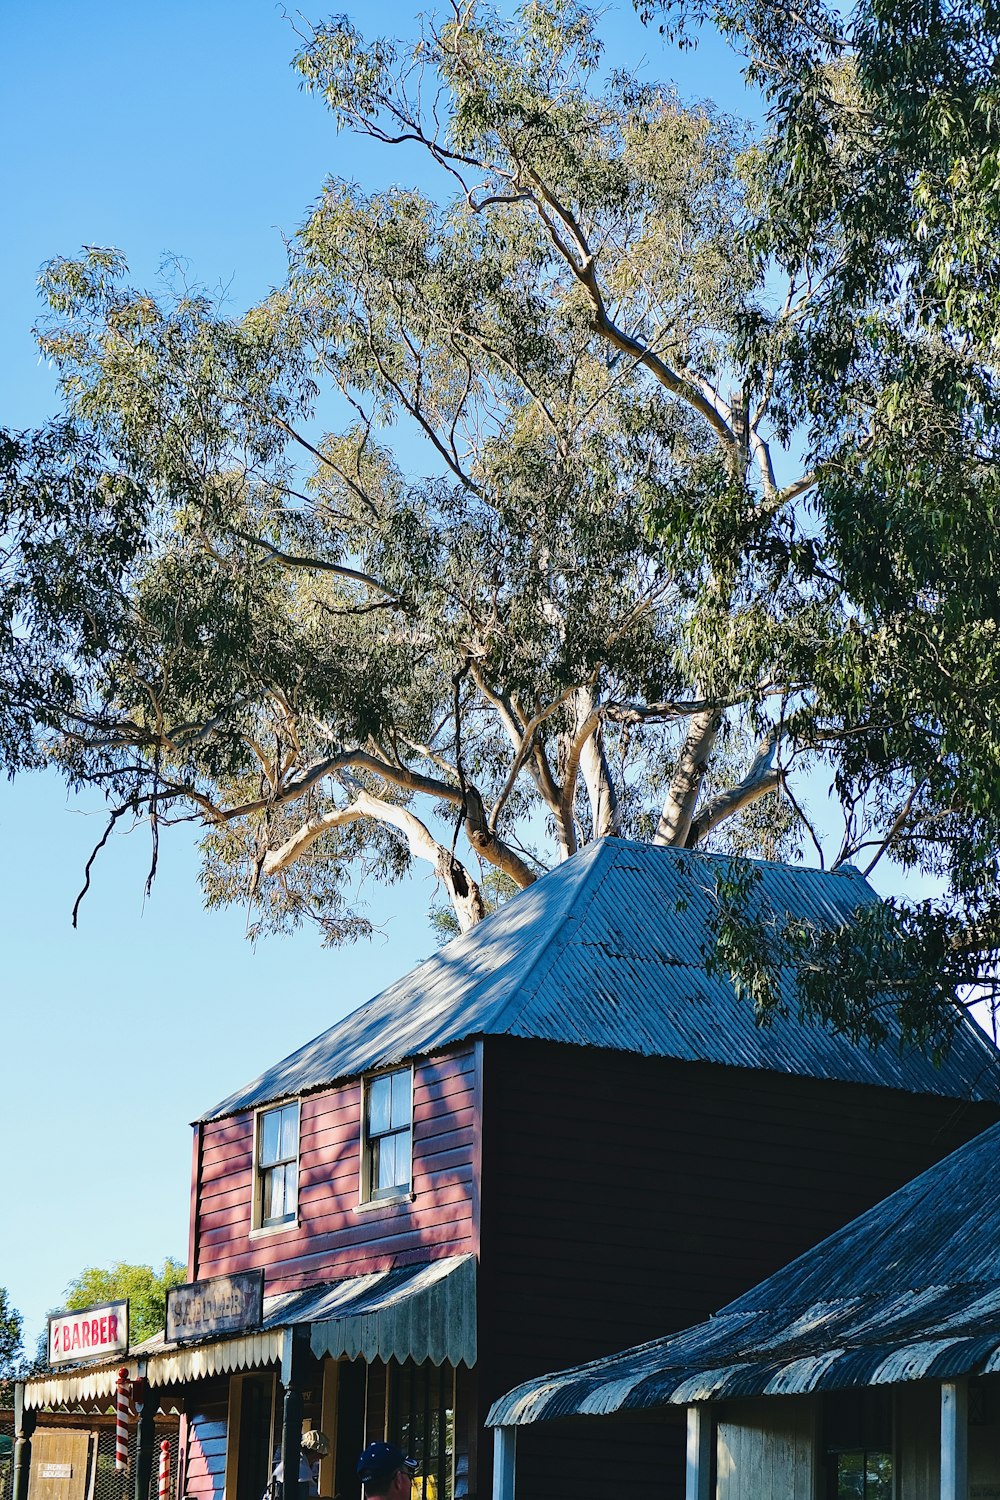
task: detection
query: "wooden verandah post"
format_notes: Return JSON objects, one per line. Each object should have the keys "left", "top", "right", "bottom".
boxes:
{"left": 12, "top": 1384, "right": 36, "bottom": 1500}
{"left": 492, "top": 1426, "right": 516, "bottom": 1500}
{"left": 941, "top": 1379, "right": 968, "bottom": 1500}
{"left": 686, "top": 1404, "right": 711, "bottom": 1500}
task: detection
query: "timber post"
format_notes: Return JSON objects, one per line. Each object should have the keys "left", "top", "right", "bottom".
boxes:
{"left": 280, "top": 1328, "right": 310, "bottom": 1500}
{"left": 492, "top": 1427, "right": 515, "bottom": 1500}
{"left": 12, "top": 1383, "right": 37, "bottom": 1500}
{"left": 941, "top": 1379, "right": 969, "bottom": 1500}
{"left": 134, "top": 1378, "right": 157, "bottom": 1500}
{"left": 685, "top": 1405, "right": 712, "bottom": 1500}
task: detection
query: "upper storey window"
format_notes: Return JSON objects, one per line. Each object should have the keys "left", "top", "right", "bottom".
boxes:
{"left": 256, "top": 1102, "right": 299, "bottom": 1228}
{"left": 364, "top": 1068, "right": 412, "bottom": 1201}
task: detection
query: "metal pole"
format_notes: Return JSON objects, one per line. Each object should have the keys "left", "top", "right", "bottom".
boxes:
{"left": 134, "top": 1386, "right": 157, "bottom": 1500}
{"left": 280, "top": 1332, "right": 310, "bottom": 1500}
{"left": 12, "top": 1384, "right": 37, "bottom": 1500}
{"left": 281, "top": 1385, "right": 304, "bottom": 1500}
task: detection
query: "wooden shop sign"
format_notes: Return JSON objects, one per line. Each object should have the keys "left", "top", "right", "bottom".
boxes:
{"left": 166, "top": 1270, "right": 264, "bottom": 1343}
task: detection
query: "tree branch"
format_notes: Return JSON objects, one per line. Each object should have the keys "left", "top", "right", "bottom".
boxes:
{"left": 686, "top": 731, "right": 783, "bottom": 847}
{"left": 653, "top": 707, "right": 724, "bottom": 846}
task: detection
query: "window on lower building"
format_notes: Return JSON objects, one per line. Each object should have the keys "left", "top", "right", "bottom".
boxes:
{"left": 363, "top": 1068, "right": 412, "bottom": 1201}
{"left": 389, "top": 1360, "right": 455, "bottom": 1500}
{"left": 256, "top": 1102, "right": 299, "bottom": 1228}
{"left": 832, "top": 1451, "right": 893, "bottom": 1500}
{"left": 825, "top": 1389, "right": 893, "bottom": 1500}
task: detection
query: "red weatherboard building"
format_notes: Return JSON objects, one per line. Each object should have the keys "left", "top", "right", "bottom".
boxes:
{"left": 17, "top": 841, "right": 1000, "bottom": 1500}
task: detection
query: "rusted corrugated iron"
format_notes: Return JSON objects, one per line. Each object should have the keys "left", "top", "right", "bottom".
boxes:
{"left": 202, "top": 839, "right": 1000, "bottom": 1123}
{"left": 486, "top": 1119, "right": 1000, "bottom": 1426}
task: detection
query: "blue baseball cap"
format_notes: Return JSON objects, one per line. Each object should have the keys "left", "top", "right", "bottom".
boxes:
{"left": 356, "top": 1443, "right": 419, "bottom": 1487}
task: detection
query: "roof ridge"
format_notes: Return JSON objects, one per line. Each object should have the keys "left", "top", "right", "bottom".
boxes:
{"left": 484, "top": 838, "right": 620, "bottom": 1037}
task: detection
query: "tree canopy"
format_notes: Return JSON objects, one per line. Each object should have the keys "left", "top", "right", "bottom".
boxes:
{"left": 0, "top": 1287, "right": 25, "bottom": 1401}
{"left": 4, "top": 0, "right": 999, "bottom": 1048}
{"left": 61, "top": 1258, "right": 186, "bottom": 1347}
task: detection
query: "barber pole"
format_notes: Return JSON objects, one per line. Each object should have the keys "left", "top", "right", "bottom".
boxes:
{"left": 158, "top": 1440, "right": 170, "bottom": 1500}
{"left": 115, "top": 1368, "right": 130, "bottom": 1473}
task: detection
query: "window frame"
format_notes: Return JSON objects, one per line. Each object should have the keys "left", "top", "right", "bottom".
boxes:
{"left": 823, "top": 1388, "right": 894, "bottom": 1500}
{"left": 388, "top": 1358, "right": 457, "bottom": 1500}
{"left": 361, "top": 1066, "right": 414, "bottom": 1205}
{"left": 252, "top": 1100, "right": 300, "bottom": 1233}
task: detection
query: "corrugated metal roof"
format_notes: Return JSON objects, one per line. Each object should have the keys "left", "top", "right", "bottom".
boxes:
{"left": 24, "top": 1256, "right": 476, "bottom": 1408}
{"left": 486, "top": 1119, "right": 1000, "bottom": 1424}
{"left": 201, "top": 840, "right": 1000, "bottom": 1121}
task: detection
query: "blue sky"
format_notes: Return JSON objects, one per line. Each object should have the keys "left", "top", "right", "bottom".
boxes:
{"left": 0, "top": 0, "right": 758, "bottom": 1354}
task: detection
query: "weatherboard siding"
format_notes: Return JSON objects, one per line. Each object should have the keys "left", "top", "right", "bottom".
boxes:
{"left": 183, "top": 1390, "right": 229, "bottom": 1500}
{"left": 716, "top": 1399, "right": 816, "bottom": 1500}
{"left": 195, "top": 1047, "right": 477, "bottom": 1291}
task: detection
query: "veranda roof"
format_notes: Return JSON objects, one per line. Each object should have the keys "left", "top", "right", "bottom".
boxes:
{"left": 487, "top": 1122, "right": 1000, "bottom": 1425}
{"left": 24, "top": 1255, "right": 476, "bottom": 1409}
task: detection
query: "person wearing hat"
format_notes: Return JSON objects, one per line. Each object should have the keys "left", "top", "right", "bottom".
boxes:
{"left": 264, "top": 1428, "right": 331, "bottom": 1500}
{"left": 355, "top": 1442, "right": 419, "bottom": 1500}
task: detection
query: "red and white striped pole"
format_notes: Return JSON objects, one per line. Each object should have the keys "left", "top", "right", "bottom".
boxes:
{"left": 115, "top": 1368, "right": 130, "bottom": 1474}
{"left": 158, "top": 1440, "right": 170, "bottom": 1500}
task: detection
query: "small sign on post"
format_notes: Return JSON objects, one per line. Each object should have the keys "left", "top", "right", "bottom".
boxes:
{"left": 165, "top": 1270, "right": 264, "bottom": 1344}
{"left": 48, "top": 1302, "right": 129, "bottom": 1367}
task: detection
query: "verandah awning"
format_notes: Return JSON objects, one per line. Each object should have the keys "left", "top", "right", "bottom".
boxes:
{"left": 24, "top": 1255, "right": 476, "bottom": 1410}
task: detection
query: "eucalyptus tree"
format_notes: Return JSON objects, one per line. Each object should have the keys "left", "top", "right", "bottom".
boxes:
{"left": 8, "top": 0, "right": 1000, "bottom": 1043}
{"left": 631, "top": 0, "right": 1000, "bottom": 1037}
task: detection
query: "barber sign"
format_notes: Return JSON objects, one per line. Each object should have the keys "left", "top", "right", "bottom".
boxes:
{"left": 49, "top": 1302, "right": 129, "bottom": 1366}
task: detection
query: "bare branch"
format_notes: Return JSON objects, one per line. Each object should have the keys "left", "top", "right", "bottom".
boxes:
{"left": 72, "top": 806, "right": 131, "bottom": 927}
{"left": 230, "top": 525, "right": 408, "bottom": 602}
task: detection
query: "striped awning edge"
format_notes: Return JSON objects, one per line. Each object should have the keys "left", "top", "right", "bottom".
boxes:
{"left": 24, "top": 1257, "right": 477, "bottom": 1409}
{"left": 23, "top": 1331, "right": 287, "bottom": 1410}
{"left": 305, "top": 1255, "right": 477, "bottom": 1368}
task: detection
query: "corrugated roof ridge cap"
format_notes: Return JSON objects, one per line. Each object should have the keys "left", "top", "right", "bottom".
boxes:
{"left": 477, "top": 838, "right": 619, "bottom": 1037}
{"left": 635, "top": 844, "right": 881, "bottom": 892}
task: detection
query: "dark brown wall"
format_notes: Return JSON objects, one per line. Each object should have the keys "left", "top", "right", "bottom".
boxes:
{"left": 196, "top": 1048, "right": 478, "bottom": 1293}
{"left": 476, "top": 1037, "right": 1000, "bottom": 1500}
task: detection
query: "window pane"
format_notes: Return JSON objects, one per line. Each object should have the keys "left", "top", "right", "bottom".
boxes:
{"left": 279, "top": 1106, "right": 298, "bottom": 1161}
{"left": 836, "top": 1454, "right": 863, "bottom": 1500}
{"left": 390, "top": 1361, "right": 454, "bottom": 1500}
{"left": 391, "top": 1069, "right": 411, "bottom": 1127}
{"left": 866, "top": 1455, "right": 893, "bottom": 1500}
{"left": 835, "top": 1452, "right": 893, "bottom": 1500}
{"left": 376, "top": 1133, "right": 397, "bottom": 1193}
{"left": 264, "top": 1165, "right": 284, "bottom": 1223}
{"left": 283, "top": 1160, "right": 298, "bottom": 1218}
{"left": 369, "top": 1076, "right": 391, "bottom": 1136}
{"left": 260, "top": 1108, "right": 282, "bottom": 1167}
{"left": 394, "top": 1128, "right": 412, "bottom": 1189}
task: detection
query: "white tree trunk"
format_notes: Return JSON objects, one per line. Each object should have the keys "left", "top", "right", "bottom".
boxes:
{"left": 653, "top": 708, "right": 722, "bottom": 847}
{"left": 579, "top": 720, "right": 620, "bottom": 838}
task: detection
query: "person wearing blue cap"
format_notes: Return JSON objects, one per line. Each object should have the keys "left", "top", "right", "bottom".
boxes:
{"left": 355, "top": 1442, "right": 419, "bottom": 1500}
